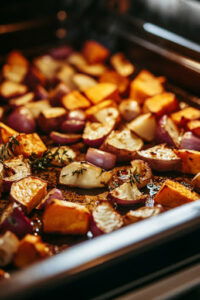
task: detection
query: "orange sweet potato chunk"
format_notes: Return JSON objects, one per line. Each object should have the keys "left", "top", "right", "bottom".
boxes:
{"left": 171, "top": 107, "right": 200, "bottom": 127}
{"left": 187, "top": 120, "right": 200, "bottom": 136}
{"left": 6, "top": 51, "right": 29, "bottom": 67}
{"left": 99, "top": 70, "right": 129, "bottom": 94}
{"left": 0, "top": 122, "right": 18, "bottom": 143}
{"left": 84, "top": 83, "right": 120, "bottom": 104}
{"left": 85, "top": 99, "right": 116, "bottom": 117}
{"left": 82, "top": 40, "right": 110, "bottom": 64}
{"left": 14, "top": 133, "right": 47, "bottom": 157}
{"left": 14, "top": 235, "right": 50, "bottom": 268}
{"left": 174, "top": 149, "right": 200, "bottom": 175}
{"left": 143, "top": 92, "right": 178, "bottom": 116}
{"left": 130, "top": 70, "right": 164, "bottom": 103}
{"left": 154, "top": 179, "right": 199, "bottom": 208}
{"left": 61, "top": 91, "right": 91, "bottom": 110}
{"left": 43, "top": 199, "right": 90, "bottom": 235}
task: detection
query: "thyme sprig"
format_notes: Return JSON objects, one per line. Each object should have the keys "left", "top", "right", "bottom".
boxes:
{"left": 128, "top": 168, "right": 140, "bottom": 186}
{"left": 72, "top": 167, "right": 87, "bottom": 177}
{"left": 0, "top": 136, "right": 19, "bottom": 162}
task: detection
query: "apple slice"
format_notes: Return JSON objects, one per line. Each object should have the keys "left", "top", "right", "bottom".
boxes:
{"left": 59, "top": 161, "right": 112, "bottom": 189}
{"left": 101, "top": 129, "right": 143, "bottom": 161}
{"left": 38, "top": 107, "right": 67, "bottom": 133}
{"left": 10, "top": 176, "right": 47, "bottom": 213}
{"left": 108, "top": 182, "right": 147, "bottom": 206}
{"left": 90, "top": 202, "right": 123, "bottom": 236}
{"left": 3, "top": 155, "right": 31, "bottom": 191}
{"left": 83, "top": 122, "right": 113, "bottom": 147}
{"left": 137, "top": 144, "right": 181, "bottom": 172}
{"left": 128, "top": 113, "right": 156, "bottom": 142}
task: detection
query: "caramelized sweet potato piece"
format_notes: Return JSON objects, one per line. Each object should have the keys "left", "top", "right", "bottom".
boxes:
{"left": 99, "top": 70, "right": 129, "bottom": 94}
{"left": 82, "top": 40, "right": 110, "bottom": 64}
{"left": 154, "top": 179, "right": 199, "bottom": 208}
{"left": 187, "top": 120, "right": 200, "bottom": 137}
{"left": 85, "top": 100, "right": 115, "bottom": 119}
{"left": 143, "top": 92, "right": 178, "bottom": 117}
{"left": 43, "top": 199, "right": 90, "bottom": 235}
{"left": 0, "top": 122, "right": 18, "bottom": 143}
{"left": 14, "top": 234, "right": 50, "bottom": 268}
{"left": 14, "top": 133, "right": 47, "bottom": 157}
{"left": 110, "top": 53, "right": 135, "bottom": 77}
{"left": 62, "top": 91, "right": 91, "bottom": 110}
{"left": 171, "top": 107, "right": 200, "bottom": 127}
{"left": 6, "top": 51, "right": 29, "bottom": 67}
{"left": 84, "top": 83, "right": 120, "bottom": 104}
{"left": 174, "top": 149, "right": 200, "bottom": 174}
{"left": 130, "top": 70, "right": 164, "bottom": 103}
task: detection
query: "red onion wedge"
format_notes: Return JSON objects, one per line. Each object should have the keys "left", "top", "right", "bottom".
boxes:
{"left": 86, "top": 148, "right": 116, "bottom": 170}
{"left": 61, "top": 119, "right": 85, "bottom": 133}
{"left": 0, "top": 231, "right": 19, "bottom": 266}
{"left": 50, "top": 131, "right": 82, "bottom": 145}
{"left": 3, "top": 155, "right": 31, "bottom": 191}
{"left": 90, "top": 202, "right": 123, "bottom": 236}
{"left": 108, "top": 182, "right": 147, "bottom": 206}
{"left": 7, "top": 107, "right": 36, "bottom": 133}
{"left": 156, "top": 115, "right": 180, "bottom": 147}
{"left": 0, "top": 204, "right": 33, "bottom": 238}
{"left": 38, "top": 107, "right": 67, "bottom": 133}
{"left": 36, "top": 188, "right": 63, "bottom": 210}
{"left": 137, "top": 144, "right": 181, "bottom": 172}
{"left": 34, "top": 85, "right": 48, "bottom": 100}
{"left": 180, "top": 132, "right": 200, "bottom": 151}
{"left": 83, "top": 122, "right": 112, "bottom": 148}
{"left": 119, "top": 99, "right": 141, "bottom": 121}
{"left": 49, "top": 83, "right": 70, "bottom": 106}
{"left": 49, "top": 45, "right": 73, "bottom": 60}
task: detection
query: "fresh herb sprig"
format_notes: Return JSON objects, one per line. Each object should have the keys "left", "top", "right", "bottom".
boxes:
{"left": 128, "top": 168, "right": 140, "bottom": 186}
{"left": 0, "top": 136, "right": 19, "bottom": 162}
{"left": 72, "top": 167, "right": 87, "bottom": 177}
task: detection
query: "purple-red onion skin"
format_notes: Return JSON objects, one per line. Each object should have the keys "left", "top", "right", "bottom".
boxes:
{"left": 156, "top": 115, "right": 179, "bottom": 147}
{"left": 7, "top": 107, "right": 36, "bottom": 133}
{"left": 86, "top": 148, "right": 116, "bottom": 170}
{"left": 180, "top": 131, "right": 200, "bottom": 151}
{"left": 49, "top": 46, "right": 73, "bottom": 60}
{"left": 50, "top": 131, "right": 82, "bottom": 145}
{"left": 61, "top": 119, "right": 85, "bottom": 133}
{"left": 90, "top": 215, "right": 104, "bottom": 236}
{"left": 37, "top": 188, "right": 63, "bottom": 210}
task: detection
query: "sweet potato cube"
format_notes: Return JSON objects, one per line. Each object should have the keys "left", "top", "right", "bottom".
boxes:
{"left": 6, "top": 51, "right": 29, "bottom": 67}
{"left": 85, "top": 99, "right": 115, "bottom": 118}
{"left": 14, "top": 133, "right": 47, "bottom": 157}
{"left": 143, "top": 92, "right": 178, "bottom": 116}
{"left": 61, "top": 91, "right": 91, "bottom": 110}
{"left": 110, "top": 52, "right": 135, "bottom": 77}
{"left": 14, "top": 234, "right": 50, "bottom": 268}
{"left": 10, "top": 176, "right": 47, "bottom": 213}
{"left": 84, "top": 83, "right": 120, "bottom": 104}
{"left": 43, "top": 199, "right": 90, "bottom": 235}
{"left": 82, "top": 40, "right": 110, "bottom": 64}
{"left": 154, "top": 179, "right": 199, "bottom": 208}
{"left": 130, "top": 70, "right": 164, "bottom": 103}
{"left": 174, "top": 149, "right": 200, "bottom": 174}
{"left": 99, "top": 70, "right": 129, "bottom": 94}
{"left": 187, "top": 120, "right": 200, "bottom": 137}
{"left": 171, "top": 107, "right": 200, "bottom": 127}
{"left": 0, "top": 122, "right": 18, "bottom": 143}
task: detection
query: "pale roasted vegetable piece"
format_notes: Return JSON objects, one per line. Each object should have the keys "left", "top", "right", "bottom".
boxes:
{"left": 101, "top": 129, "right": 143, "bottom": 162}
{"left": 25, "top": 100, "right": 51, "bottom": 118}
{"left": 130, "top": 70, "right": 164, "bottom": 103}
{"left": 49, "top": 146, "right": 76, "bottom": 166}
{"left": 83, "top": 122, "right": 112, "bottom": 147}
{"left": 108, "top": 182, "right": 147, "bottom": 206}
{"left": 85, "top": 100, "right": 115, "bottom": 119}
{"left": 73, "top": 73, "right": 97, "bottom": 91}
{"left": 130, "top": 159, "right": 152, "bottom": 188}
{"left": 82, "top": 40, "right": 110, "bottom": 64}
{"left": 124, "top": 206, "right": 162, "bottom": 225}
{"left": 10, "top": 176, "right": 47, "bottom": 213}
{"left": 9, "top": 92, "right": 34, "bottom": 107}
{"left": 0, "top": 122, "right": 18, "bottom": 143}
{"left": 13, "top": 234, "right": 50, "bottom": 268}
{"left": 34, "top": 55, "right": 61, "bottom": 79}
{"left": 143, "top": 92, "right": 178, "bottom": 116}
{"left": 119, "top": 99, "right": 141, "bottom": 122}
{"left": 0, "top": 81, "right": 27, "bottom": 99}
{"left": 110, "top": 52, "right": 134, "bottom": 77}
{"left": 90, "top": 202, "right": 123, "bottom": 236}
{"left": 3, "top": 64, "right": 27, "bottom": 83}
{"left": 174, "top": 149, "right": 200, "bottom": 174}
{"left": 43, "top": 199, "right": 90, "bottom": 235}
{"left": 0, "top": 231, "right": 19, "bottom": 266}
{"left": 14, "top": 133, "right": 47, "bottom": 157}
{"left": 187, "top": 120, "right": 200, "bottom": 137}
{"left": 171, "top": 107, "right": 200, "bottom": 127}
{"left": 62, "top": 91, "right": 91, "bottom": 110}
{"left": 84, "top": 83, "right": 120, "bottom": 104}
{"left": 154, "top": 179, "right": 200, "bottom": 208}
{"left": 137, "top": 144, "right": 180, "bottom": 172}
{"left": 59, "top": 161, "right": 112, "bottom": 189}
{"left": 192, "top": 172, "right": 200, "bottom": 192}
{"left": 93, "top": 107, "right": 120, "bottom": 126}
{"left": 38, "top": 107, "right": 66, "bottom": 133}
{"left": 56, "top": 64, "right": 76, "bottom": 89}
{"left": 128, "top": 113, "right": 156, "bottom": 142}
